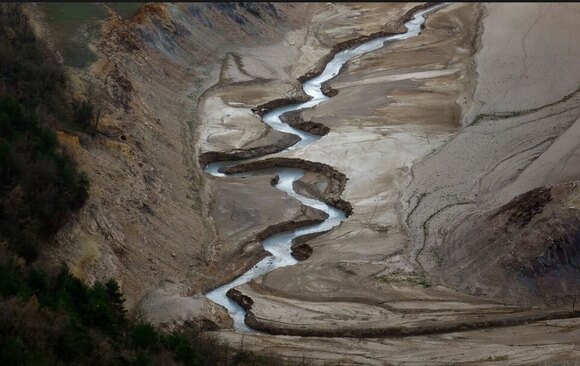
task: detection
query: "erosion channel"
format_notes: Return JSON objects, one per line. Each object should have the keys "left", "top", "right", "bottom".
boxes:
{"left": 204, "top": 3, "right": 446, "bottom": 333}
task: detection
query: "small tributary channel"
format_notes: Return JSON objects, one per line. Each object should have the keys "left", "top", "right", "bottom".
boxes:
{"left": 204, "top": 3, "right": 446, "bottom": 333}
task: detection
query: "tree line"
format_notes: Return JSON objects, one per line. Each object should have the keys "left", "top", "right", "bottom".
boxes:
{"left": 0, "top": 4, "right": 304, "bottom": 365}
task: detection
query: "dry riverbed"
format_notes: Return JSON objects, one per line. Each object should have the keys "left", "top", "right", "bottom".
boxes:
{"left": 199, "top": 2, "right": 580, "bottom": 364}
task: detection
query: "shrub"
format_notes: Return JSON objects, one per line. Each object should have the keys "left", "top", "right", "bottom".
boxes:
{"left": 0, "top": 95, "right": 89, "bottom": 262}
{"left": 0, "top": 258, "right": 296, "bottom": 365}
{"left": 72, "top": 98, "right": 95, "bottom": 128}
{"left": 133, "top": 323, "right": 159, "bottom": 350}
{"left": 0, "top": 3, "right": 92, "bottom": 263}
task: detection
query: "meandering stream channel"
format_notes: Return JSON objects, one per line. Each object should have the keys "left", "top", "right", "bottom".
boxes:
{"left": 204, "top": 4, "right": 446, "bottom": 333}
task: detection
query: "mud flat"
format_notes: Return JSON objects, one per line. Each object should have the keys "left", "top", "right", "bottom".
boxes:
{"left": 199, "top": 4, "right": 444, "bottom": 329}
{"left": 205, "top": 173, "right": 328, "bottom": 290}
{"left": 203, "top": 3, "right": 580, "bottom": 364}
{"left": 36, "top": 3, "right": 317, "bottom": 329}
{"left": 210, "top": 316, "right": 580, "bottom": 365}
{"left": 403, "top": 3, "right": 580, "bottom": 306}
{"left": 221, "top": 2, "right": 500, "bottom": 336}
{"left": 40, "top": 0, "right": 580, "bottom": 363}
{"left": 196, "top": 2, "right": 424, "bottom": 313}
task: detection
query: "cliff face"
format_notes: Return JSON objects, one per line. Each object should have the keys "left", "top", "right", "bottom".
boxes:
{"left": 31, "top": 3, "right": 310, "bottom": 324}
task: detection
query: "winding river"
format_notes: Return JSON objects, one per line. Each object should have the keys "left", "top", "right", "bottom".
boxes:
{"left": 204, "top": 4, "right": 445, "bottom": 333}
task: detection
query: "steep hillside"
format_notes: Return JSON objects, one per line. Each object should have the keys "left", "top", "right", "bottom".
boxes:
{"left": 22, "top": 2, "right": 580, "bottom": 364}
{"left": 29, "top": 3, "right": 313, "bottom": 326}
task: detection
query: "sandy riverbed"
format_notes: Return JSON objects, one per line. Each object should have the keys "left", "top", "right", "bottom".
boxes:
{"left": 199, "top": 2, "right": 580, "bottom": 364}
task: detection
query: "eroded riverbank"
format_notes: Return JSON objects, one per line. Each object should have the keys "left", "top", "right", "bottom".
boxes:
{"left": 203, "top": 4, "right": 448, "bottom": 332}
{"left": 198, "top": 2, "right": 580, "bottom": 364}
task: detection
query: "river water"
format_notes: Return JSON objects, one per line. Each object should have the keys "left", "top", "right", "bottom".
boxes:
{"left": 204, "top": 4, "right": 446, "bottom": 333}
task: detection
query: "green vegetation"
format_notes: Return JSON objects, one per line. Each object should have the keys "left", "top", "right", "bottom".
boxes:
{"left": 37, "top": 3, "right": 107, "bottom": 68}
{"left": 0, "top": 4, "right": 91, "bottom": 262}
{"left": 0, "top": 249, "right": 302, "bottom": 365}
{"left": 37, "top": 2, "right": 146, "bottom": 68}
{"left": 0, "top": 5, "right": 302, "bottom": 365}
{"left": 0, "top": 3, "right": 98, "bottom": 132}
{"left": 0, "top": 95, "right": 89, "bottom": 262}
{"left": 107, "top": 3, "right": 145, "bottom": 20}
{"left": 0, "top": 4, "right": 66, "bottom": 121}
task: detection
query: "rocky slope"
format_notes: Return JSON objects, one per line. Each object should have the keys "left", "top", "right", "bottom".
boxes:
{"left": 29, "top": 2, "right": 580, "bottom": 364}
{"left": 30, "top": 3, "right": 314, "bottom": 328}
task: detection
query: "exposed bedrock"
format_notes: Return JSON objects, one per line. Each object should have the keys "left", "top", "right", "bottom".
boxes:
{"left": 137, "top": 283, "right": 233, "bottom": 331}
{"left": 198, "top": 81, "right": 310, "bottom": 165}
{"left": 290, "top": 231, "right": 329, "bottom": 261}
{"left": 251, "top": 94, "right": 311, "bottom": 117}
